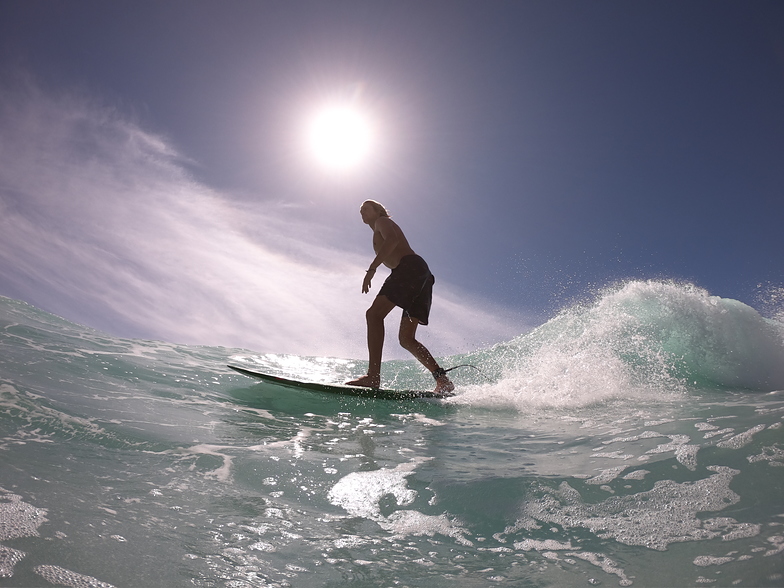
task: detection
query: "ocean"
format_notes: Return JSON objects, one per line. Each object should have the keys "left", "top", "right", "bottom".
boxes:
{"left": 1, "top": 280, "right": 782, "bottom": 587}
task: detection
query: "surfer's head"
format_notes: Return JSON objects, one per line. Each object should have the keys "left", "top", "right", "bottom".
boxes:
{"left": 360, "top": 200, "right": 389, "bottom": 219}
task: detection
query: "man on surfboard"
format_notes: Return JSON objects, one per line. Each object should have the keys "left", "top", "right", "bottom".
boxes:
{"left": 346, "top": 200, "right": 455, "bottom": 396}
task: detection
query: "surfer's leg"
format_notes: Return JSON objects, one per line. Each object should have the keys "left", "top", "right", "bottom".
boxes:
{"left": 346, "top": 295, "right": 396, "bottom": 388}
{"left": 398, "top": 316, "right": 454, "bottom": 395}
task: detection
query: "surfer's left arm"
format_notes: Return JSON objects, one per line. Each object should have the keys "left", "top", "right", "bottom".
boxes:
{"left": 362, "top": 268, "right": 375, "bottom": 294}
{"left": 368, "top": 217, "right": 400, "bottom": 270}
{"left": 362, "top": 217, "right": 400, "bottom": 293}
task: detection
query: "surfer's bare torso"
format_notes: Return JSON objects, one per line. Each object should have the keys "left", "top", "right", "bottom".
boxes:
{"left": 371, "top": 217, "right": 415, "bottom": 269}
{"left": 360, "top": 201, "right": 416, "bottom": 294}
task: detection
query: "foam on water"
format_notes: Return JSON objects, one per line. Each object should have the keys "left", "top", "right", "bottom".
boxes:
{"left": 0, "top": 488, "right": 48, "bottom": 542}
{"left": 1, "top": 288, "right": 784, "bottom": 587}
{"left": 0, "top": 488, "right": 47, "bottom": 581}
{"left": 455, "top": 281, "right": 784, "bottom": 411}
{"left": 327, "top": 458, "right": 425, "bottom": 519}
{"left": 33, "top": 566, "right": 117, "bottom": 588}
{"left": 508, "top": 465, "right": 754, "bottom": 551}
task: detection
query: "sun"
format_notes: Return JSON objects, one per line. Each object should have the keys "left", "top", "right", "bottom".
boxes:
{"left": 307, "top": 105, "right": 374, "bottom": 172}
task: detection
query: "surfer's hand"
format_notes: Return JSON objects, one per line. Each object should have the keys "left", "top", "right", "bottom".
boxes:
{"left": 362, "top": 268, "right": 375, "bottom": 293}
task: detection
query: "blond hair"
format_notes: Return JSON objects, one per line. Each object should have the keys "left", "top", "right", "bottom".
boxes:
{"left": 362, "top": 200, "right": 390, "bottom": 217}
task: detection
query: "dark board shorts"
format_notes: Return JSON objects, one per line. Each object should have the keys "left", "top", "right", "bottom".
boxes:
{"left": 378, "top": 254, "right": 435, "bottom": 325}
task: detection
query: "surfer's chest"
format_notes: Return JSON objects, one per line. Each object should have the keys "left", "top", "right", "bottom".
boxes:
{"left": 372, "top": 230, "right": 384, "bottom": 252}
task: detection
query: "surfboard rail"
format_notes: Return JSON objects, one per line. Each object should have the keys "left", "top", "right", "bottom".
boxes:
{"left": 227, "top": 364, "right": 453, "bottom": 399}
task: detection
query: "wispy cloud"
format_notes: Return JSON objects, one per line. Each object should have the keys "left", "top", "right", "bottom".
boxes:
{"left": 0, "top": 76, "right": 532, "bottom": 359}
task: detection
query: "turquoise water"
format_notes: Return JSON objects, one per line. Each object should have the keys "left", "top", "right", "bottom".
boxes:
{"left": 1, "top": 281, "right": 783, "bottom": 587}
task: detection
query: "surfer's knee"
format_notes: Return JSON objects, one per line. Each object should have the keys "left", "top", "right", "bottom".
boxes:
{"left": 366, "top": 306, "right": 383, "bottom": 323}
{"left": 398, "top": 331, "right": 418, "bottom": 352}
{"left": 366, "top": 297, "right": 394, "bottom": 323}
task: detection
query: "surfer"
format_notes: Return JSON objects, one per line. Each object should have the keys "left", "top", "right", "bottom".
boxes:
{"left": 346, "top": 200, "right": 455, "bottom": 396}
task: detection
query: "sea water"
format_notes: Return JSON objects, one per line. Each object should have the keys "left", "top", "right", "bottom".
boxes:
{"left": 1, "top": 281, "right": 782, "bottom": 587}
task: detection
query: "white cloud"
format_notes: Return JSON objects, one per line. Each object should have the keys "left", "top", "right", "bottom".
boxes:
{"left": 0, "top": 77, "right": 531, "bottom": 359}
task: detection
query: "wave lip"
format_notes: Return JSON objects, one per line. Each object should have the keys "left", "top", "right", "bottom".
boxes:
{"left": 597, "top": 281, "right": 784, "bottom": 391}
{"left": 463, "top": 281, "right": 784, "bottom": 410}
{"left": 619, "top": 282, "right": 784, "bottom": 391}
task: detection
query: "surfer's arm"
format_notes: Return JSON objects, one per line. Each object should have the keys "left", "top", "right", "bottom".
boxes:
{"left": 367, "top": 217, "right": 400, "bottom": 271}
{"left": 362, "top": 269, "right": 375, "bottom": 294}
{"left": 361, "top": 218, "right": 401, "bottom": 293}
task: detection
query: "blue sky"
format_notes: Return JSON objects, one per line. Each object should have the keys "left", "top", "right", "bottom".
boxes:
{"left": 1, "top": 1, "right": 782, "bottom": 358}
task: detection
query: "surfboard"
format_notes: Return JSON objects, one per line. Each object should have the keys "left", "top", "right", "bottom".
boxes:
{"left": 227, "top": 365, "right": 453, "bottom": 400}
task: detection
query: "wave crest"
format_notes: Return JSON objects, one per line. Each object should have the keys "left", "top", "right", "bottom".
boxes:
{"left": 459, "top": 281, "right": 784, "bottom": 410}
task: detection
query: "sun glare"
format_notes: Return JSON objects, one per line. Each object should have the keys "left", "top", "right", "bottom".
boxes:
{"left": 307, "top": 105, "right": 374, "bottom": 172}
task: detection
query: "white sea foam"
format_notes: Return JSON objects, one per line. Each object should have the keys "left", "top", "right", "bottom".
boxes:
{"left": 33, "top": 565, "right": 116, "bottom": 588}
{"left": 513, "top": 538, "right": 573, "bottom": 551}
{"left": 622, "top": 469, "right": 650, "bottom": 480}
{"left": 693, "top": 555, "right": 735, "bottom": 566}
{"left": 454, "top": 281, "right": 784, "bottom": 412}
{"left": 0, "top": 545, "right": 26, "bottom": 578}
{"left": 0, "top": 489, "right": 47, "bottom": 579}
{"left": 514, "top": 466, "right": 756, "bottom": 551}
{"left": 567, "top": 551, "right": 633, "bottom": 586}
{"left": 327, "top": 459, "right": 425, "bottom": 519}
{"left": 717, "top": 424, "right": 766, "bottom": 449}
{"left": 2, "top": 292, "right": 783, "bottom": 588}
{"left": 0, "top": 488, "right": 48, "bottom": 541}
{"left": 380, "top": 510, "right": 472, "bottom": 546}
{"left": 747, "top": 445, "right": 784, "bottom": 466}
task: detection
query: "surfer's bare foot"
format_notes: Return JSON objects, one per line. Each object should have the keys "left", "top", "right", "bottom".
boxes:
{"left": 433, "top": 375, "right": 455, "bottom": 397}
{"left": 346, "top": 374, "right": 380, "bottom": 389}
